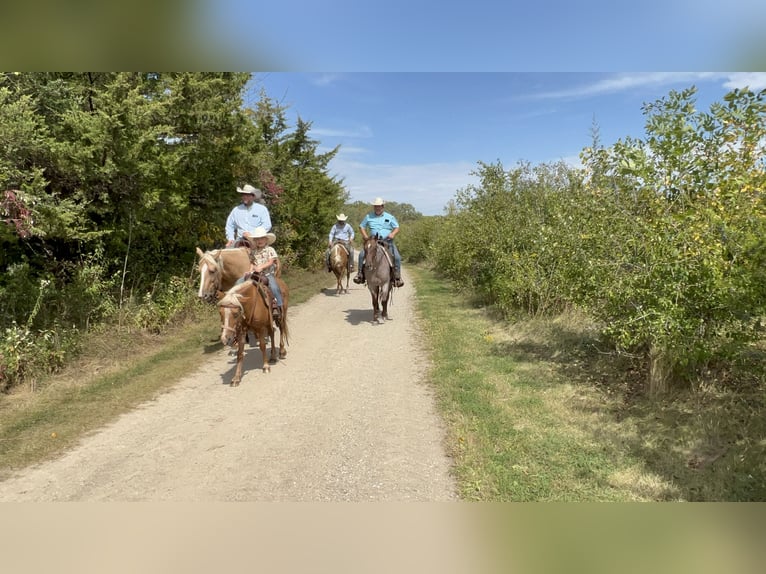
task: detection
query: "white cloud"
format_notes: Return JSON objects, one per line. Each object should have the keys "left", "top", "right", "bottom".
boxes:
{"left": 330, "top": 157, "right": 478, "bottom": 216}
{"left": 721, "top": 73, "right": 766, "bottom": 91}
{"left": 312, "top": 125, "right": 374, "bottom": 139}
{"left": 533, "top": 73, "right": 723, "bottom": 100}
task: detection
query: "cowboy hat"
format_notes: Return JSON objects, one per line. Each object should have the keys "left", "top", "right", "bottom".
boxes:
{"left": 243, "top": 226, "right": 276, "bottom": 245}
{"left": 371, "top": 197, "right": 385, "bottom": 206}
{"left": 237, "top": 184, "right": 263, "bottom": 198}
{"left": 335, "top": 213, "right": 348, "bottom": 221}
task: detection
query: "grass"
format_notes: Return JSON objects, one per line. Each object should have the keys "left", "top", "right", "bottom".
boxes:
{"left": 0, "top": 267, "right": 330, "bottom": 480}
{"left": 409, "top": 265, "right": 766, "bottom": 501}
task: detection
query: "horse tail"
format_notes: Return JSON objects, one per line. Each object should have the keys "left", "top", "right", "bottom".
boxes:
{"left": 278, "top": 313, "right": 289, "bottom": 345}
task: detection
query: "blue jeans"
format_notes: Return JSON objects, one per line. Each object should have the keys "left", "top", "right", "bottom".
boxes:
{"left": 235, "top": 273, "right": 283, "bottom": 307}
{"left": 358, "top": 239, "right": 401, "bottom": 274}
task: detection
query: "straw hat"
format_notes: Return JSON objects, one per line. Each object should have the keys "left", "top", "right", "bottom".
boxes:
{"left": 243, "top": 226, "right": 276, "bottom": 245}
{"left": 335, "top": 213, "right": 348, "bottom": 221}
{"left": 371, "top": 197, "right": 384, "bottom": 206}
{"left": 237, "top": 184, "right": 263, "bottom": 198}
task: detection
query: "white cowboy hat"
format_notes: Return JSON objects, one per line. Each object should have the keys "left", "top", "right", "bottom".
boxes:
{"left": 237, "top": 184, "right": 263, "bottom": 198}
{"left": 335, "top": 213, "right": 348, "bottom": 221}
{"left": 371, "top": 197, "right": 384, "bottom": 206}
{"left": 243, "top": 226, "right": 276, "bottom": 245}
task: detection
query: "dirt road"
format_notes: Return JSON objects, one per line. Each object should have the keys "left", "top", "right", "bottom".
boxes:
{"left": 0, "top": 269, "right": 457, "bottom": 501}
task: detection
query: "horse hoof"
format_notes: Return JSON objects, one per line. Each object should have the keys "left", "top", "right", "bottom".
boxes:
{"left": 230, "top": 380, "right": 240, "bottom": 387}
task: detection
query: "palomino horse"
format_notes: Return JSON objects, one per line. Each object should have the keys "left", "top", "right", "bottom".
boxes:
{"left": 217, "top": 277, "right": 290, "bottom": 386}
{"left": 362, "top": 236, "right": 395, "bottom": 324}
{"left": 196, "top": 245, "right": 284, "bottom": 303}
{"left": 196, "top": 247, "right": 251, "bottom": 303}
{"left": 329, "top": 242, "right": 350, "bottom": 295}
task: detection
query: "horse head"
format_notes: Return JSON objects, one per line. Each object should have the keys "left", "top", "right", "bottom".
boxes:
{"left": 216, "top": 290, "right": 245, "bottom": 347}
{"left": 197, "top": 248, "right": 224, "bottom": 303}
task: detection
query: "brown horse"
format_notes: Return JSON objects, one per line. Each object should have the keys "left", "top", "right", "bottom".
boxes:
{"left": 217, "top": 277, "right": 290, "bottom": 386}
{"left": 362, "top": 236, "right": 394, "bottom": 323}
{"left": 196, "top": 247, "right": 251, "bottom": 303}
{"left": 329, "top": 242, "right": 350, "bottom": 295}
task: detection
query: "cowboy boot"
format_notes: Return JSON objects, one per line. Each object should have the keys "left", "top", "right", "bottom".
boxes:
{"left": 353, "top": 270, "right": 365, "bottom": 284}
{"left": 393, "top": 268, "right": 404, "bottom": 287}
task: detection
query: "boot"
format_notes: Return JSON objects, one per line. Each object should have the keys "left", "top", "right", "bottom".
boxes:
{"left": 353, "top": 271, "right": 365, "bottom": 284}
{"left": 393, "top": 270, "right": 404, "bottom": 288}
{"left": 272, "top": 299, "right": 281, "bottom": 320}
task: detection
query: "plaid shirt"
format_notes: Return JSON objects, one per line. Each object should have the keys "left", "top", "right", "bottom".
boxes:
{"left": 249, "top": 246, "right": 278, "bottom": 275}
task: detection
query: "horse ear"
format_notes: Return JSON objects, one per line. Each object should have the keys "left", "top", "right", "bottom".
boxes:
{"left": 196, "top": 247, "right": 204, "bottom": 257}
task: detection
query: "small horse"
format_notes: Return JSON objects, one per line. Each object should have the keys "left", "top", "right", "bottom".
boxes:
{"left": 362, "top": 236, "right": 395, "bottom": 323}
{"left": 196, "top": 247, "right": 251, "bottom": 303}
{"left": 330, "top": 242, "right": 350, "bottom": 295}
{"left": 217, "top": 278, "right": 290, "bottom": 386}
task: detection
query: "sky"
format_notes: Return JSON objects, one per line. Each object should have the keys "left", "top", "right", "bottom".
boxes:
{"left": 250, "top": 73, "right": 766, "bottom": 215}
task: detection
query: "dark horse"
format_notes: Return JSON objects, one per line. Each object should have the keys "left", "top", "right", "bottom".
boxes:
{"left": 217, "top": 277, "right": 290, "bottom": 386}
{"left": 329, "top": 242, "right": 350, "bottom": 295}
{"left": 362, "top": 236, "right": 395, "bottom": 323}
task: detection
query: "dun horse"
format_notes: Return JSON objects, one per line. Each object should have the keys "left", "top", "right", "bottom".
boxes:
{"left": 362, "top": 236, "right": 396, "bottom": 323}
{"left": 217, "top": 277, "right": 290, "bottom": 386}
{"left": 329, "top": 242, "right": 350, "bottom": 295}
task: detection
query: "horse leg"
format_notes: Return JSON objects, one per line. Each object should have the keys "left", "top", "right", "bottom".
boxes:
{"left": 258, "top": 327, "right": 271, "bottom": 373}
{"left": 370, "top": 289, "right": 381, "bottom": 323}
{"left": 231, "top": 333, "right": 246, "bottom": 386}
{"left": 268, "top": 325, "right": 279, "bottom": 364}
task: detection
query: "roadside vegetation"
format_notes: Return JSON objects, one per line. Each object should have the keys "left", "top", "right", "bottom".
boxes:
{"left": 1, "top": 74, "right": 764, "bottom": 499}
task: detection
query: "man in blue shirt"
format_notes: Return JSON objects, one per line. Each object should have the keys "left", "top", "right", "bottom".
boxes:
{"left": 225, "top": 184, "right": 272, "bottom": 247}
{"left": 326, "top": 213, "right": 355, "bottom": 272}
{"left": 353, "top": 197, "right": 404, "bottom": 287}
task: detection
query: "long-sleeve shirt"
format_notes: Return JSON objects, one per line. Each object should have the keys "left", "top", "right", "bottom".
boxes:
{"left": 225, "top": 203, "right": 272, "bottom": 241}
{"left": 328, "top": 222, "right": 355, "bottom": 243}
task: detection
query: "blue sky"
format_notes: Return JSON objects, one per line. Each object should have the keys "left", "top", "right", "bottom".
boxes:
{"left": 206, "top": 1, "right": 766, "bottom": 71}
{"left": 249, "top": 73, "right": 766, "bottom": 215}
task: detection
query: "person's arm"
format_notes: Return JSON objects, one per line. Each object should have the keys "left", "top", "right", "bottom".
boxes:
{"left": 328, "top": 226, "right": 335, "bottom": 247}
{"left": 224, "top": 209, "right": 236, "bottom": 246}
{"left": 348, "top": 224, "right": 355, "bottom": 241}
{"left": 261, "top": 206, "right": 272, "bottom": 232}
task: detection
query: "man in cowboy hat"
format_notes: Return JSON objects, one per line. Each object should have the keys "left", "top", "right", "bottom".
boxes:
{"left": 353, "top": 197, "right": 404, "bottom": 287}
{"left": 326, "top": 213, "right": 355, "bottom": 273}
{"left": 225, "top": 184, "right": 272, "bottom": 247}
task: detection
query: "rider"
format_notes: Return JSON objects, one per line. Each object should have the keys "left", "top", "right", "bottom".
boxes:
{"left": 235, "top": 226, "right": 283, "bottom": 320}
{"left": 225, "top": 184, "right": 272, "bottom": 247}
{"left": 353, "top": 197, "right": 404, "bottom": 287}
{"left": 326, "top": 213, "right": 355, "bottom": 273}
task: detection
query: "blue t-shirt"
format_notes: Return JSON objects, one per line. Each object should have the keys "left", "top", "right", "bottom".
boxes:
{"left": 360, "top": 211, "right": 399, "bottom": 240}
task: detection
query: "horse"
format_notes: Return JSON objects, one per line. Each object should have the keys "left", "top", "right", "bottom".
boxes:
{"left": 329, "top": 242, "right": 350, "bottom": 295}
{"left": 196, "top": 246, "right": 251, "bottom": 303}
{"left": 362, "top": 236, "right": 395, "bottom": 324}
{"left": 196, "top": 244, "right": 284, "bottom": 303}
{"left": 216, "top": 276, "right": 290, "bottom": 386}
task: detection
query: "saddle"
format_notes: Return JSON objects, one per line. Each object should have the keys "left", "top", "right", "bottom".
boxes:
{"left": 247, "top": 272, "right": 281, "bottom": 319}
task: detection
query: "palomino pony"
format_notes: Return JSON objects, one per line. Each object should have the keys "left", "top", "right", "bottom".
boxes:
{"left": 362, "top": 236, "right": 395, "bottom": 323}
{"left": 217, "top": 276, "right": 290, "bottom": 386}
{"left": 329, "top": 242, "right": 350, "bottom": 295}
